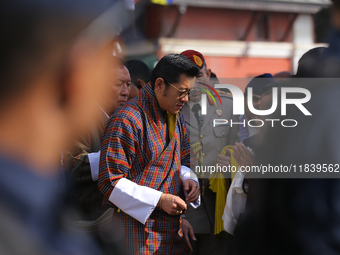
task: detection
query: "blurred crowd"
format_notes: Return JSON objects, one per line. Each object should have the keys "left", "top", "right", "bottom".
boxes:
{"left": 2, "top": 0, "right": 340, "bottom": 255}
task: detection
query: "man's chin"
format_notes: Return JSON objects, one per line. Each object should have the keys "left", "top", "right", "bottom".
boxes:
{"left": 168, "top": 108, "right": 181, "bottom": 115}
{"left": 118, "top": 101, "right": 127, "bottom": 106}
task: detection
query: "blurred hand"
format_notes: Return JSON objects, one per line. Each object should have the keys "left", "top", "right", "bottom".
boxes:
{"left": 182, "top": 219, "right": 196, "bottom": 254}
{"left": 183, "top": 179, "right": 200, "bottom": 203}
{"left": 158, "top": 194, "right": 187, "bottom": 216}
{"left": 232, "top": 142, "right": 255, "bottom": 169}
{"left": 216, "top": 149, "right": 231, "bottom": 167}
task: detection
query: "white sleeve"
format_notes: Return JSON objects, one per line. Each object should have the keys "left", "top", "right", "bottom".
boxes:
{"left": 180, "top": 165, "right": 198, "bottom": 182}
{"left": 88, "top": 151, "right": 101, "bottom": 181}
{"left": 180, "top": 165, "right": 201, "bottom": 209}
{"left": 223, "top": 147, "right": 253, "bottom": 234}
{"left": 222, "top": 169, "right": 247, "bottom": 235}
{"left": 108, "top": 178, "right": 163, "bottom": 224}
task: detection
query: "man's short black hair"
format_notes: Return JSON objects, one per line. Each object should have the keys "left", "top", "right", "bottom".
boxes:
{"left": 126, "top": 59, "right": 151, "bottom": 89}
{"left": 210, "top": 72, "right": 218, "bottom": 81}
{"left": 151, "top": 54, "right": 201, "bottom": 89}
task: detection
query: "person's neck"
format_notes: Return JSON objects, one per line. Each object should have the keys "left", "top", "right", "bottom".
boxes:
{"left": 154, "top": 91, "right": 166, "bottom": 114}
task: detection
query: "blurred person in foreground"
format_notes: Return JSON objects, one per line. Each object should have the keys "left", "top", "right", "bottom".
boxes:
{"left": 222, "top": 84, "right": 276, "bottom": 237}
{"left": 98, "top": 54, "right": 201, "bottom": 254}
{"left": 231, "top": 0, "right": 340, "bottom": 254}
{"left": 0, "top": 0, "right": 119, "bottom": 254}
{"left": 65, "top": 57, "right": 130, "bottom": 221}
{"left": 64, "top": 57, "right": 130, "bottom": 254}
{"left": 126, "top": 59, "right": 151, "bottom": 100}
{"left": 180, "top": 50, "right": 239, "bottom": 255}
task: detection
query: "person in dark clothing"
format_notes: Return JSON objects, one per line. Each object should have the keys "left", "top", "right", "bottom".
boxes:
{"left": 0, "top": 0, "right": 121, "bottom": 254}
{"left": 231, "top": 1, "right": 340, "bottom": 254}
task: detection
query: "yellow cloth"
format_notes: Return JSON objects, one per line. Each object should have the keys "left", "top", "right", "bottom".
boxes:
{"left": 166, "top": 112, "right": 177, "bottom": 141}
{"left": 209, "top": 145, "right": 239, "bottom": 235}
{"left": 151, "top": 0, "right": 169, "bottom": 5}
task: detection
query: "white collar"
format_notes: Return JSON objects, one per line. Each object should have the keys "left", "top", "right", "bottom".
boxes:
{"left": 96, "top": 103, "right": 109, "bottom": 119}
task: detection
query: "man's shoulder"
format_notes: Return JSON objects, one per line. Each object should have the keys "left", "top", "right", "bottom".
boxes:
{"left": 177, "top": 111, "right": 186, "bottom": 124}
{"left": 103, "top": 101, "right": 144, "bottom": 134}
{"left": 114, "top": 100, "right": 143, "bottom": 120}
{"left": 214, "top": 90, "right": 234, "bottom": 110}
{"left": 215, "top": 89, "right": 233, "bottom": 99}
{"left": 206, "top": 90, "right": 233, "bottom": 110}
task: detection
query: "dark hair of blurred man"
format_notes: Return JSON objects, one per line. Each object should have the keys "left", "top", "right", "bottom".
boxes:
{"left": 126, "top": 59, "right": 151, "bottom": 100}
{"left": 295, "top": 47, "right": 327, "bottom": 77}
{"left": 0, "top": 0, "right": 119, "bottom": 254}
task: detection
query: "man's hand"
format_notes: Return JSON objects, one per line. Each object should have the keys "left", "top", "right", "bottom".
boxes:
{"left": 181, "top": 218, "right": 196, "bottom": 254}
{"left": 158, "top": 194, "right": 187, "bottom": 215}
{"left": 216, "top": 150, "right": 231, "bottom": 167}
{"left": 183, "top": 179, "right": 200, "bottom": 203}
{"left": 232, "top": 142, "right": 255, "bottom": 168}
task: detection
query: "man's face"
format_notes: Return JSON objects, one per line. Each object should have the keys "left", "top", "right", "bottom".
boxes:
{"left": 244, "top": 93, "right": 261, "bottom": 120}
{"left": 258, "top": 93, "right": 273, "bottom": 136}
{"left": 190, "top": 66, "right": 210, "bottom": 103}
{"left": 108, "top": 66, "right": 131, "bottom": 115}
{"left": 156, "top": 74, "right": 194, "bottom": 114}
{"left": 258, "top": 93, "right": 272, "bottom": 121}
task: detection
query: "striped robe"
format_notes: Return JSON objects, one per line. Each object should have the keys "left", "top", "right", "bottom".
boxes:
{"left": 98, "top": 83, "right": 191, "bottom": 254}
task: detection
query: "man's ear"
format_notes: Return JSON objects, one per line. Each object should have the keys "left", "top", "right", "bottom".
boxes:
{"left": 154, "top": 77, "right": 165, "bottom": 92}
{"left": 138, "top": 79, "right": 146, "bottom": 89}
{"left": 206, "top": 68, "right": 212, "bottom": 79}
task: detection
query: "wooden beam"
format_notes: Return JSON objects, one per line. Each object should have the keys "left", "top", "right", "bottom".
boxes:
{"left": 166, "top": 6, "right": 184, "bottom": 38}
{"left": 279, "top": 13, "right": 298, "bottom": 42}
{"left": 240, "top": 11, "right": 262, "bottom": 41}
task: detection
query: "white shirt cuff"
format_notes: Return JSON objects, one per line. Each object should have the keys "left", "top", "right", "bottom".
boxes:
{"left": 223, "top": 169, "right": 247, "bottom": 235}
{"left": 180, "top": 165, "right": 198, "bottom": 182}
{"left": 109, "top": 178, "right": 163, "bottom": 224}
{"left": 88, "top": 151, "right": 101, "bottom": 181}
{"left": 233, "top": 170, "right": 245, "bottom": 194}
{"left": 181, "top": 165, "right": 201, "bottom": 209}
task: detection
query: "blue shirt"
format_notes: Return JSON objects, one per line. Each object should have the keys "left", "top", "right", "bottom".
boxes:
{"left": 0, "top": 156, "right": 102, "bottom": 255}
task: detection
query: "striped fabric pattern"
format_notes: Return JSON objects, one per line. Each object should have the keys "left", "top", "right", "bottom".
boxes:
{"left": 98, "top": 82, "right": 191, "bottom": 254}
{"left": 239, "top": 114, "right": 249, "bottom": 142}
{"left": 113, "top": 209, "right": 184, "bottom": 254}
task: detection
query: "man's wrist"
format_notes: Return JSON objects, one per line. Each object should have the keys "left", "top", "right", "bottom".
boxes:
{"left": 157, "top": 193, "right": 163, "bottom": 209}
{"left": 180, "top": 214, "right": 187, "bottom": 219}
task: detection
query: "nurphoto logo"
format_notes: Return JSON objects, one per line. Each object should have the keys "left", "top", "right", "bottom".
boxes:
{"left": 199, "top": 84, "right": 312, "bottom": 128}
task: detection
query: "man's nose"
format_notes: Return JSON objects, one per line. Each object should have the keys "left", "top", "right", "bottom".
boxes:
{"left": 121, "top": 83, "right": 129, "bottom": 96}
{"left": 180, "top": 94, "right": 189, "bottom": 103}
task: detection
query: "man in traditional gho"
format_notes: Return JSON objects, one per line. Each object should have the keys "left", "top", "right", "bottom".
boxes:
{"left": 98, "top": 53, "right": 201, "bottom": 254}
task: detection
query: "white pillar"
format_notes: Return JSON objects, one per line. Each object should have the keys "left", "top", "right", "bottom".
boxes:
{"left": 293, "top": 14, "right": 314, "bottom": 74}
